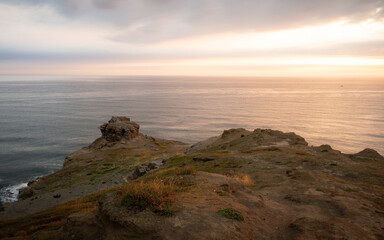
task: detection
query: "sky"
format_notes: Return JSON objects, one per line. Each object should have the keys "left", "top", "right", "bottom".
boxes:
{"left": 0, "top": 0, "right": 383, "bottom": 77}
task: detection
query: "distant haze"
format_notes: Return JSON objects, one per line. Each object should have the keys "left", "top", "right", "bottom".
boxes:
{"left": 0, "top": 0, "right": 383, "bottom": 77}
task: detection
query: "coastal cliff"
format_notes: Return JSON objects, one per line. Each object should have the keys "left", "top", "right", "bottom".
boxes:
{"left": 1, "top": 117, "right": 384, "bottom": 240}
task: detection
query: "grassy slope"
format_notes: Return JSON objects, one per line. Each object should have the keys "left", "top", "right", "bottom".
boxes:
{"left": 1, "top": 130, "right": 384, "bottom": 239}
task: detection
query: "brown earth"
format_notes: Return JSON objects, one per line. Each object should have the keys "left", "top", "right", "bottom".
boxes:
{"left": 1, "top": 117, "right": 383, "bottom": 240}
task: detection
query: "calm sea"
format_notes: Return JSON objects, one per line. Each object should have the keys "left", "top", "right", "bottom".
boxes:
{"left": 0, "top": 76, "right": 383, "bottom": 203}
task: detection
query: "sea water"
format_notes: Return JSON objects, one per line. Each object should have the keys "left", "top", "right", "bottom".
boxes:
{"left": 1, "top": 76, "right": 383, "bottom": 203}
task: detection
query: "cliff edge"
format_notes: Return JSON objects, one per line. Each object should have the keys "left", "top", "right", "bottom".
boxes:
{"left": 1, "top": 117, "right": 384, "bottom": 240}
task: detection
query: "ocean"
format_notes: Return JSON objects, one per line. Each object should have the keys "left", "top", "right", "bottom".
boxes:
{"left": 0, "top": 75, "right": 383, "bottom": 203}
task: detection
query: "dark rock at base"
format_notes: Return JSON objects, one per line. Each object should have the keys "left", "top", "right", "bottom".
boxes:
{"left": 18, "top": 187, "right": 35, "bottom": 200}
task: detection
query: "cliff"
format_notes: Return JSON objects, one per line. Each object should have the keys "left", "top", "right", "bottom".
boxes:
{"left": 1, "top": 117, "right": 384, "bottom": 240}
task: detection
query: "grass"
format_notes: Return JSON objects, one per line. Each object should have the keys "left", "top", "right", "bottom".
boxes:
{"left": 142, "top": 166, "right": 196, "bottom": 181}
{"left": 94, "top": 163, "right": 120, "bottom": 174}
{"left": 234, "top": 174, "right": 255, "bottom": 187}
{"left": 217, "top": 208, "right": 244, "bottom": 221}
{"left": 121, "top": 179, "right": 177, "bottom": 215}
{"left": 121, "top": 166, "right": 197, "bottom": 215}
{"left": 174, "top": 166, "right": 196, "bottom": 175}
{"left": 0, "top": 186, "right": 119, "bottom": 239}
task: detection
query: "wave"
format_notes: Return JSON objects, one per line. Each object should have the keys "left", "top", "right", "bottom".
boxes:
{"left": 0, "top": 182, "right": 28, "bottom": 204}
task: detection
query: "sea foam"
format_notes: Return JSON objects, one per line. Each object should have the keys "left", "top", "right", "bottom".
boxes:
{"left": 0, "top": 182, "right": 28, "bottom": 203}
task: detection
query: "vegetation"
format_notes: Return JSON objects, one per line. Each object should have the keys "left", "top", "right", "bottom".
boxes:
{"left": 0, "top": 187, "right": 119, "bottom": 238}
{"left": 217, "top": 208, "right": 244, "bottom": 221}
{"left": 121, "top": 179, "right": 177, "bottom": 215}
{"left": 94, "top": 163, "right": 120, "bottom": 174}
{"left": 234, "top": 174, "right": 255, "bottom": 187}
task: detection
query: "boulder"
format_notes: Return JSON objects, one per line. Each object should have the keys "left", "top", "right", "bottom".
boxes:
{"left": 99, "top": 116, "right": 140, "bottom": 142}
{"left": 134, "top": 165, "right": 149, "bottom": 177}
{"left": 131, "top": 159, "right": 167, "bottom": 180}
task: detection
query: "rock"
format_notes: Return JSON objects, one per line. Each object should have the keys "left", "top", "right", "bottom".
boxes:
{"left": 27, "top": 177, "right": 40, "bottom": 186}
{"left": 131, "top": 159, "right": 167, "bottom": 180}
{"left": 221, "top": 128, "right": 248, "bottom": 139}
{"left": 134, "top": 165, "right": 149, "bottom": 177}
{"left": 193, "top": 157, "right": 215, "bottom": 162}
{"left": 18, "top": 187, "right": 35, "bottom": 200}
{"left": 352, "top": 148, "right": 384, "bottom": 161}
{"left": 148, "top": 159, "right": 163, "bottom": 170}
{"left": 99, "top": 116, "right": 140, "bottom": 142}
{"left": 253, "top": 128, "right": 308, "bottom": 146}
{"left": 313, "top": 144, "right": 340, "bottom": 153}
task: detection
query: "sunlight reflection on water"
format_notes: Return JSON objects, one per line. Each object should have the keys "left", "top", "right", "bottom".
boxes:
{"left": 0, "top": 76, "right": 383, "bottom": 201}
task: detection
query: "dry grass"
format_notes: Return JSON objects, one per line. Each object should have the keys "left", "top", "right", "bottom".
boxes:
{"left": 0, "top": 200, "right": 97, "bottom": 238}
{"left": 0, "top": 187, "right": 119, "bottom": 239}
{"left": 121, "top": 179, "right": 177, "bottom": 214}
{"left": 234, "top": 174, "right": 255, "bottom": 187}
{"left": 174, "top": 166, "right": 196, "bottom": 176}
{"left": 142, "top": 166, "right": 196, "bottom": 181}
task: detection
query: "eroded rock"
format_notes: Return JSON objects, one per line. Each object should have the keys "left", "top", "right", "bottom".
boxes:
{"left": 99, "top": 116, "right": 140, "bottom": 142}
{"left": 131, "top": 159, "right": 168, "bottom": 180}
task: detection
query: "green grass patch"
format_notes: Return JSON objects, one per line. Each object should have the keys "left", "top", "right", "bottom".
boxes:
{"left": 94, "top": 164, "right": 120, "bottom": 174}
{"left": 217, "top": 208, "right": 244, "bottom": 221}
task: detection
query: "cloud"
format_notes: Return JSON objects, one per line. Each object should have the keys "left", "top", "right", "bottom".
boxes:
{"left": 1, "top": 0, "right": 383, "bottom": 43}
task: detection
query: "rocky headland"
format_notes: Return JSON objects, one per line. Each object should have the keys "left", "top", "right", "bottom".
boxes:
{"left": 1, "top": 117, "right": 384, "bottom": 240}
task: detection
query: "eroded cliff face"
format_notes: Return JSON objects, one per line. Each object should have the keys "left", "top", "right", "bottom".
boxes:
{"left": 99, "top": 116, "right": 140, "bottom": 142}
{"left": 86, "top": 116, "right": 144, "bottom": 150}
{"left": 1, "top": 117, "right": 384, "bottom": 240}
{"left": 4, "top": 117, "right": 188, "bottom": 220}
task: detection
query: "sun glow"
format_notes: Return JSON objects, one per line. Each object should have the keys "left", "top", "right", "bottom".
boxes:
{"left": 158, "top": 20, "right": 384, "bottom": 56}
{"left": 0, "top": 2, "right": 383, "bottom": 77}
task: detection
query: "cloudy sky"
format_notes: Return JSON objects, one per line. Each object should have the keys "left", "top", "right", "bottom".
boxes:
{"left": 0, "top": 0, "right": 383, "bottom": 77}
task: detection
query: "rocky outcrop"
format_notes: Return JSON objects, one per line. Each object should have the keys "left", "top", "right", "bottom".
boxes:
{"left": 88, "top": 116, "right": 143, "bottom": 149}
{"left": 351, "top": 148, "right": 384, "bottom": 161}
{"left": 18, "top": 187, "right": 35, "bottom": 200}
{"left": 130, "top": 159, "right": 167, "bottom": 180}
{"left": 187, "top": 128, "right": 307, "bottom": 154}
{"left": 99, "top": 116, "right": 140, "bottom": 142}
{"left": 252, "top": 128, "right": 308, "bottom": 146}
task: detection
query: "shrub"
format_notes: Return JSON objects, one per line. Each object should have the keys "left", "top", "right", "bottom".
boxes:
{"left": 121, "top": 179, "right": 176, "bottom": 215}
{"left": 217, "top": 208, "right": 244, "bottom": 221}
